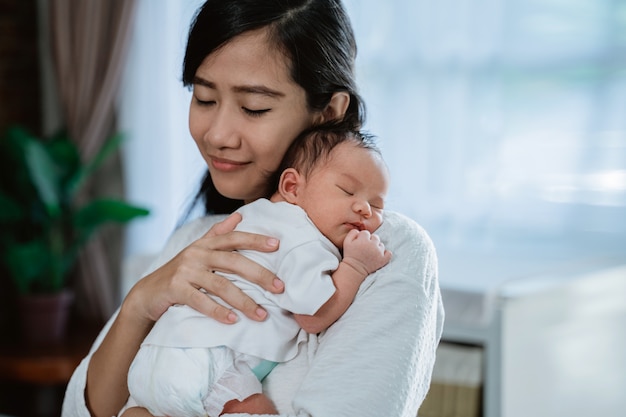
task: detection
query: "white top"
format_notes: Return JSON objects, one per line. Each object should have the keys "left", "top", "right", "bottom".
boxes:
{"left": 144, "top": 199, "right": 340, "bottom": 362}
{"left": 61, "top": 210, "right": 444, "bottom": 417}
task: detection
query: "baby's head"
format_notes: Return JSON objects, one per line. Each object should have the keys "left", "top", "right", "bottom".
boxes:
{"left": 270, "top": 122, "right": 389, "bottom": 249}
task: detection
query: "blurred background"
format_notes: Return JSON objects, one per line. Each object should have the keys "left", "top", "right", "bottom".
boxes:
{"left": 116, "top": 0, "right": 626, "bottom": 255}
{"left": 1, "top": 0, "right": 625, "bottom": 416}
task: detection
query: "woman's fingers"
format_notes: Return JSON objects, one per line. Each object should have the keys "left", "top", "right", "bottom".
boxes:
{"left": 125, "top": 216, "right": 284, "bottom": 325}
{"left": 197, "top": 230, "right": 283, "bottom": 293}
{"left": 188, "top": 250, "right": 281, "bottom": 320}
{"left": 176, "top": 233, "right": 282, "bottom": 321}
{"left": 201, "top": 229, "right": 280, "bottom": 253}
{"left": 204, "top": 213, "right": 280, "bottom": 253}
{"left": 204, "top": 212, "right": 242, "bottom": 237}
{"left": 186, "top": 272, "right": 266, "bottom": 323}
{"left": 185, "top": 280, "right": 240, "bottom": 324}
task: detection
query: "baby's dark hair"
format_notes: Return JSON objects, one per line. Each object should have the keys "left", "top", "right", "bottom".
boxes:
{"left": 266, "top": 120, "right": 382, "bottom": 196}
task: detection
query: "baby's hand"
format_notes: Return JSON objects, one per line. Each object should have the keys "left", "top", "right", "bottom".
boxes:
{"left": 342, "top": 229, "right": 392, "bottom": 276}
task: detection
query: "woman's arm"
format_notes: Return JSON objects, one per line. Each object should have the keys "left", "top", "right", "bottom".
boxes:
{"left": 62, "top": 213, "right": 284, "bottom": 417}
{"left": 259, "top": 211, "right": 444, "bottom": 417}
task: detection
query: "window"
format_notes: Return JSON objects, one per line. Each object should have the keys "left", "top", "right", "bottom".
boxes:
{"left": 121, "top": 0, "right": 626, "bottom": 258}
{"left": 120, "top": 0, "right": 205, "bottom": 256}
{"left": 345, "top": 0, "right": 626, "bottom": 242}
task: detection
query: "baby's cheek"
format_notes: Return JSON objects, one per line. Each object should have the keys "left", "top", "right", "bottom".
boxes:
{"left": 369, "top": 215, "right": 384, "bottom": 232}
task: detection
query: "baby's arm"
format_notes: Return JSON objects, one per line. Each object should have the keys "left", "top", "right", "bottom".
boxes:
{"left": 294, "top": 229, "right": 391, "bottom": 334}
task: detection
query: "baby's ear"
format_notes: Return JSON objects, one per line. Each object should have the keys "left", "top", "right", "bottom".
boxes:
{"left": 278, "top": 168, "right": 301, "bottom": 203}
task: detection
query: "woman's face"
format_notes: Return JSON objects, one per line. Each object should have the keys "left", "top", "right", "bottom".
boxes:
{"left": 189, "top": 29, "right": 320, "bottom": 202}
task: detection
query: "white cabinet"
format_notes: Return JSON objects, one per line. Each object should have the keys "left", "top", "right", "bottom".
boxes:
{"left": 436, "top": 238, "right": 626, "bottom": 417}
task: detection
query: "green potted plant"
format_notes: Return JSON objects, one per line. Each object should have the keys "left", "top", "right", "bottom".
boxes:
{"left": 0, "top": 125, "right": 150, "bottom": 344}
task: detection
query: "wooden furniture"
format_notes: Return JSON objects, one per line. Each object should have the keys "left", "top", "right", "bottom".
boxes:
{"left": 0, "top": 321, "right": 100, "bottom": 417}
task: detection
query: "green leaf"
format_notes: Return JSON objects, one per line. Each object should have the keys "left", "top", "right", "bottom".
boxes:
{"left": 67, "top": 133, "right": 124, "bottom": 196}
{"left": 0, "top": 125, "right": 152, "bottom": 295}
{"left": 90, "top": 132, "right": 124, "bottom": 173}
{"left": 46, "top": 132, "right": 81, "bottom": 185}
{"left": 24, "top": 139, "right": 62, "bottom": 218}
{"left": 0, "top": 127, "right": 39, "bottom": 198}
{"left": 74, "top": 199, "right": 150, "bottom": 242}
{"left": 3, "top": 240, "right": 51, "bottom": 294}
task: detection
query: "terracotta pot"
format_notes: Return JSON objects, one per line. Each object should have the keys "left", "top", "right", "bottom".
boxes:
{"left": 18, "top": 289, "right": 74, "bottom": 345}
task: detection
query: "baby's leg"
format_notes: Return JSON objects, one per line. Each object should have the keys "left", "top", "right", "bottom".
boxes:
{"left": 221, "top": 393, "right": 278, "bottom": 415}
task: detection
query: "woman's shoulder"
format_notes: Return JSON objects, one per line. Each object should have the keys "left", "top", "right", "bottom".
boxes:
{"left": 372, "top": 210, "right": 439, "bottom": 295}
{"left": 174, "top": 214, "right": 230, "bottom": 241}
{"left": 360, "top": 210, "right": 442, "bottom": 330}
{"left": 149, "top": 214, "right": 230, "bottom": 272}
{"left": 378, "top": 210, "right": 436, "bottom": 257}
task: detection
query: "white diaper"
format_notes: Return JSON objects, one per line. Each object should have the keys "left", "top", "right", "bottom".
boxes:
{"left": 128, "top": 345, "right": 263, "bottom": 417}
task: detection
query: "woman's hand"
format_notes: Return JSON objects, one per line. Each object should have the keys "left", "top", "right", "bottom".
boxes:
{"left": 122, "top": 212, "right": 284, "bottom": 326}
{"left": 88, "top": 213, "right": 283, "bottom": 417}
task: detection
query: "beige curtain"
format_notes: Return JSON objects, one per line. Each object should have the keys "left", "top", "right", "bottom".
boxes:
{"left": 48, "top": 0, "right": 137, "bottom": 321}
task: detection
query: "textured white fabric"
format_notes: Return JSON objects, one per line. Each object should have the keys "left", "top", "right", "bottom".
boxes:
{"left": 127, "top": 345, "right": 263, "bottom": 417}
{"left": 143, "top": 199, "right": 339, "bottom": 362}
{"left": 127, "top": 199, "right": 340, "bottom": 416}
{"left": 202, "top": 349, "right": 264, "bottom": 417}
{"left": 61, "top": 210, "right": 444, "bottom": 417}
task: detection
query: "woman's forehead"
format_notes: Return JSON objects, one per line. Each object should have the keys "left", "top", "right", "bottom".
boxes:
{"left": 197, "top": 29, "right": 292, "bottom": 87}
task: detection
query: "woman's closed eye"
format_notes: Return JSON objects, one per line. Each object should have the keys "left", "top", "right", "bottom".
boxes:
{"left": 194, "top": 96, "right": 215, "bottom": 106}
{"left": 243, "top": 107, "right": 271, "bottom": 117}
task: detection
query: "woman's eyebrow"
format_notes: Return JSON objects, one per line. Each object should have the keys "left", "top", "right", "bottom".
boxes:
{"left": 233, "top": 85, "right": 285, "bottom": 98}
{"left": 192, "top": 76, "right": 284, "bottom": 98}
{"left": 192, "top": 76, "right": 214, "bottom": 88}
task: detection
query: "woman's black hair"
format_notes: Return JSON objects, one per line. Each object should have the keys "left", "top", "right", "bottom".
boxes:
{"left": 182, "top": 0, "right": 365, "bottom": 215}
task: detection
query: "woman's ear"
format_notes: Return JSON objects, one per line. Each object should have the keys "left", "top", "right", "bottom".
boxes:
{"left": 317, "top": 91, "right": 350, "bottom": 124}
{"left": 277, "top": 168, "right": 302, "bottom": 203}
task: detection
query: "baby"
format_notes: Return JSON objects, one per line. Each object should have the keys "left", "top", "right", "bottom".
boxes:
{"left": 122, "top": 122, "right": 391, "bottom": 416}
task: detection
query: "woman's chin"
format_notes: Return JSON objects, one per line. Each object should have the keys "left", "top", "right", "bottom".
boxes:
{"left": 215, "top": 185, "right": 261, "bottom": 203}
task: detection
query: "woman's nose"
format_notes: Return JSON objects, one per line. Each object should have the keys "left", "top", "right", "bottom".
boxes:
{"left": 205, "top": 107, "right": 240, "bottom": 148}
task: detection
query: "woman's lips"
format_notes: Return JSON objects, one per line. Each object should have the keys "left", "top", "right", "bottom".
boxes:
{"left": 210, "top": 156, "right": 249, "bottom": 172}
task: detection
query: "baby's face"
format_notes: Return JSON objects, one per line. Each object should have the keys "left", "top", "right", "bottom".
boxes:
{"left": 296, "top": 142, "right": 389, "bottom": 248}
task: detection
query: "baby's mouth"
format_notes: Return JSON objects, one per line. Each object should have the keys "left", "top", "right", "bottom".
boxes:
{"left": 347, "top": 222, "right": 365, "bottom": 231}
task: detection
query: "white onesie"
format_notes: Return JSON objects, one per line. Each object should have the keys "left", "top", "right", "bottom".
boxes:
{"left": 127, "top": 199, "right": 340, "bottom": 416}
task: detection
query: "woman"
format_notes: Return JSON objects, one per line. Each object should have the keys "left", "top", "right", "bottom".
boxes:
{"left": 62, "top": 1, "right": 444, "bottom": 416}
